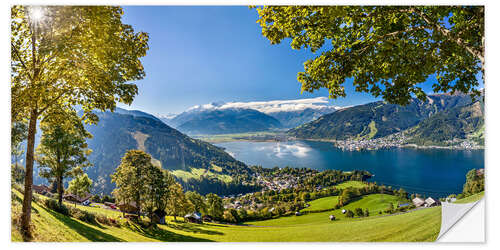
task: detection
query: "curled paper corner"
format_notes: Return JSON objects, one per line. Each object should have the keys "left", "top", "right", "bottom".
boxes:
{"left": 436, "top": 197, "right": 484, "bottom": 241}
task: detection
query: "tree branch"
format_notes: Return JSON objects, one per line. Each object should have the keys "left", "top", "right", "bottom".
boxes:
{"left": 11, "top": 44, "right": 32, "bottom": 81}
{"left": 411, "top": 8, "right": 484, "bottom": 66}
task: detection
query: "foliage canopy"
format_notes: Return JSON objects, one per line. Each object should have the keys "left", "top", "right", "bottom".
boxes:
{"left": 256, "top": 6, "right": 484, "bottom": 105}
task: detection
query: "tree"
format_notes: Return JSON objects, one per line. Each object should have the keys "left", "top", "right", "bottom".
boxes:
{"left": 11, "top": 121, "right": 27, "bottom": 172}
{"left": 111, "top": 150, "right": 152, "bottom": 220}
{"left": 255, "top": 6, "right": 483, "bottom": 105}
{"left": 345, "top": 210, "right": 354, "bottom": 218}
{"left": 338, "top": 188, "right": 355, "bottom": 206}
{"left": 67, "top": 174, "right": 93, "bottom": 207}
{"left": 167, "top": 183, "right": 193, "bottom": 221}
{"left": 11, "top": 163, "right": 25, "bottom": 185}
{"left": 36, "top": 110, "right": 92, "bottom": 206}
{"left": 364, "top": 209, "right": 370, "bottom": 217}
{"left": 143, "top": 166, "right": 174, "bottom": 222}
{"left": 462, "top": 169, "right": 484, "bottom": 197}
{"left": 355, "top": 207, "right": 364, "bottom": 217}
{"left": 386, "top": 202, "right": 395, "bottom": 214}
{"left": 186, "top": 191, "right": 208, "bottom": 214}
{"left": 11, "top": 121, "right": 28, "bottom": 185}
{"left": 11, "top": 6, "right": 149, "bottom": 236}
{"left": 206, "top": 193, "right": 224, "bottom": 220}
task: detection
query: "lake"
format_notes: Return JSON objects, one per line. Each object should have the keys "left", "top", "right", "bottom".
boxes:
{"left": 214, "top": 140, "right": 485, "bottom": 197}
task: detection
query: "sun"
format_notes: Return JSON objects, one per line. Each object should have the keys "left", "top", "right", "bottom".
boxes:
{"left": 29, "top": 6, "right": 45, "bottom": 22}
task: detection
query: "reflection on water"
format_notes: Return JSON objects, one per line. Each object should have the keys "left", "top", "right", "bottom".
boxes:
{"left": 255, "top": 142, "right": 312, "bottom": 158}
{"left": 215, "top": 140, "right": 485, "bottom": 197}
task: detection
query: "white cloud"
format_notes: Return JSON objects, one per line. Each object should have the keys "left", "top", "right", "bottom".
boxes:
{"left": 185, "top": 97, "right": 342, "bottom": 114}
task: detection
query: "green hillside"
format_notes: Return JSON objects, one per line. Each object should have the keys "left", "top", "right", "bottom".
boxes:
{"left": 454, "top": 191, "right": 484, "bottom": 204}
{"left": 406, "top": 100, "right": 484, "bottom": 146}
{"left": 288, "top": 93, "right": 472, "bottom": 140}
{"left": 84, "top": 111, "right": 255, "bottom": 195}
{"left": 301, "top": 193, "right": 403, "bottom": 213}
{"left": 12, "top": 189, "right": 440, "bottom": 242}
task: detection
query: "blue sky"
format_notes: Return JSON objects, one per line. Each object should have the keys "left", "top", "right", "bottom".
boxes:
{"left": 117, "top": 6, "right": 466, "bottom": 116}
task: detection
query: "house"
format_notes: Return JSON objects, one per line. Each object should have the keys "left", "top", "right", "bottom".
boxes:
{"left": 117, "top": 201, "right": 139, "bottom": 214}
{"left": 341, "top": 209, "right": 346, "bottom": 214}
{"left": 63, "top": 192, "right": 92, "bottom": 204}
{"left": 152, "top": 209, "right": 167, "bottom": 224}
{"left": 295, "top": 211, "right": 301, "bottom": 216}
{"left": 32, "top": 184, "right": 51, "bottom": 195}
{"left": 425, "top": 197, "right": 441, "bottom": 207}
{"left": 412, "top": 197, "right": 426, "bottom": 207}
{"left": 329, "top": 215, "right": 336, "bottom": 221}
{"left": 185, "top": 212, "right": 202, "bottom": 223}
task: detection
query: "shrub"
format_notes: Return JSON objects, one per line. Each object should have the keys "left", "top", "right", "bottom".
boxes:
{"left": 43, "top": 198, "right": 69, "bottom": 216}
{"left": 354, "top": 208, "right": 364, "bottom": 217}
{"left": 345, "top": 210, "right": 354, "bottom": 218}
{"left": 68, "top": 207, "right": 96, "bottom": 224}
{"left": 95, "top": 214, "right": 120, "bottom": 227}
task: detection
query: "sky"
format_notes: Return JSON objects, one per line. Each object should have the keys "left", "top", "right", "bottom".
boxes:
{"left": 117, "top": 6, "right": 472, "bottom": 116}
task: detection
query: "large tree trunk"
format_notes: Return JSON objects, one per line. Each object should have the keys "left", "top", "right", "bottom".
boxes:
{"left": 57, "top": 175, "right": 63, "bottom": 207}
{"left": 21, "top": 110, "right": 37, "bottom": 238}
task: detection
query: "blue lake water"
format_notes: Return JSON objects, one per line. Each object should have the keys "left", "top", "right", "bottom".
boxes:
{"left": 214, "top": 140, "right": 485, "bottom": 197}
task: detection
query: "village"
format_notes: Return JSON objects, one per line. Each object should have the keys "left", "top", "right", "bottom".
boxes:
{"left": 333, "top": 131, "right": 483, "bottom": 151}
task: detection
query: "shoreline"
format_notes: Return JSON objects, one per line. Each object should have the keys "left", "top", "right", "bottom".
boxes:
{"left": 205, "top": 137, "right": 484, "bottom": 151}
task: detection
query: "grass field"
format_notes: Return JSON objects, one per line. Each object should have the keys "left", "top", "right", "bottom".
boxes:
{"left": 454, "top": 191, "right": 484, "bottom": 204}
{"left": 11, "top": 188, "right": 440, "bottom": 242}
{"left": 301, "top": 181, "right": 369, "bottom": 211}
{"left": 334, "top": 181, "right": 368, "bottom": 189}
{"left": 171, "top": 167, "right": 232, "bottom": 183}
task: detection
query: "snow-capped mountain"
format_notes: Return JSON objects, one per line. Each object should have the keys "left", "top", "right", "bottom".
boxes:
{"left": 162, "top": 97, "right": 341, "bottom": 132}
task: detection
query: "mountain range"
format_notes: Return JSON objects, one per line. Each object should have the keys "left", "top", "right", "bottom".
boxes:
{"left": 81, "top": 109, "right": 254, "bottom": 194}
{"left": 288, "top": 92, "right": 484, "bottom": 146}
{"left": 165, "top": 107, "right": 282, "bottom": 135}
{"left": 162, "top": 98, "right": 340, "bottom": 134}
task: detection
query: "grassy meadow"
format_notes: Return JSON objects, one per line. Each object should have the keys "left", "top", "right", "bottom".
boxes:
{"left": 11, "top": 183, "right": 441, "bottom": 242}
{"left": 454, "top": 191, "right": 485, "bottom": 204}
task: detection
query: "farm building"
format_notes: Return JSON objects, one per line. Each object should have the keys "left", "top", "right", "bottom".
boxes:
{"left": 32, "top": 184, "right": 51, "bottom": 195}
{"left": 425, "top": 197, "right": 441, "bottom": 207}
{"left": 412, "top": 197, "right": 426, "bottom": 207}
{"left": 185, "top": 212, "right": 202, "bottom": 223}
{"left": 329, "top": 215, "right": 336, "bottom": 221}
{"left": 63, "top": 192, "right": 92, "bottom": 204}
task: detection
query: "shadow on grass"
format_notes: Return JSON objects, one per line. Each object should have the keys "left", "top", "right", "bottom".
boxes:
{"left": 44, "top": 208, "right": 124, "bottom": 242}
{"left": 127, "top": 222, "right": 215, "bottom": 242}
{"left": 164, "top": 221, "right": 224, "bottom": 236}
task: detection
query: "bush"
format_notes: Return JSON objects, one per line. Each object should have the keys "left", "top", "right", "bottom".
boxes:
{"left": 68, "top": 207, "right": 96, "bottom": 224}
{"left": 43, "top": 198, "right": 69, "bottom": 216}
{"left": 345, "top": 210, "right": 354, "bottom": 218}
{"left": 95, "top": 214, "right": 120, "bottom": 227}
{"left": 354, "top": 208, "right": 364, "bottom": 217}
